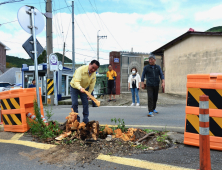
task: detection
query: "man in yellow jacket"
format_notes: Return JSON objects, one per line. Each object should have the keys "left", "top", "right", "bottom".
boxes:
{"left": 106, "top": 64, "right": 117, "bottom": 102}
{"left": 70, "top": 60, "right": 100, "bottom": 123}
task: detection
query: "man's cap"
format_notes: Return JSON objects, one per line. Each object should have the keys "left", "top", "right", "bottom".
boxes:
{"left": 149, "top": 54, "right": 156, "bottom": 59}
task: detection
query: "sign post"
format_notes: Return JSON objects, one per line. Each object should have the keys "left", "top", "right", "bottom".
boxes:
{"left": 49, "top": 53, "right": 58, "bottom": 106}
{"left": 18, "top": 5, "right": 45, "bottom": 108}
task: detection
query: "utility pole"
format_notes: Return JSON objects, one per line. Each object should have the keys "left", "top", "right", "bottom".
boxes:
{"left": 97, "top": 30, "right": 107, "bottom": 62}
{"left": 72, "top": 1, "right": 75, "bottom": 74}
{"left": 62, "top": 42, "right": 65, "bottom": 66}
{"left": 46, "top": 0, "right": 54, "bottom": 105}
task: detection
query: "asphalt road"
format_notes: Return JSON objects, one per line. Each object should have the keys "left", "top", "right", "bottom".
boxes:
{"left": 1, "top": 104, "right": 222, "bottom": 170}
{"left": 50, "top": 104, "right": 186, "bottom": 133}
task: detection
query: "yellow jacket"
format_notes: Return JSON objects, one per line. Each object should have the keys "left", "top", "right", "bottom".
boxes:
{"left": 70, "top": 65, "right": 96, "bottom": 93}
{"left": 106, "top": 70, "right": 117, "bottom": 80}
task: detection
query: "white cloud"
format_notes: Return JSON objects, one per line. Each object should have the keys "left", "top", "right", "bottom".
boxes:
{"left": 142, "top": 13, "right": 164, "bottom": 24}
{"left": 195, "top": 4, "right": 222, "bottom": 21}
{"left": 0, "top": 11, "right": 189, "bottom": 65}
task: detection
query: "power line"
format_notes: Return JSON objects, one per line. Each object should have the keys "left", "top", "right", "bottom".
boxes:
{"left": 0, "top": 0, "right": 24, "bottom": 5}
{"left": 87, "top": 0, "right": 123, "bottom": 50}
{"left": 77, "top": 0, "right": 97, "bottom": 31}
{"left": 0, "top": 20, "right": 17, "bottom": 26}
{"left": 64, "top": 0, "right": 96, "bottom": 54}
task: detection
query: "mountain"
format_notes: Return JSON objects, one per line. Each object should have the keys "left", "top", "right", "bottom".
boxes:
{"left": 206, "top": 26, "right": 222, "bottom": 32}
{"left": 6, "top": 52, "right": 72, "bottom": 68}
{"left": 55, "top": 52, "right": 72, "bottom": 63}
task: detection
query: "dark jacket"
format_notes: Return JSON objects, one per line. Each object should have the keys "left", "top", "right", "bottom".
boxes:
{"left": 141, "top": 64, "right": 164, "bottom": 87}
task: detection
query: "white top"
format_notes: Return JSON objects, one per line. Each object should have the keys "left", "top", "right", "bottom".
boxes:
{"left": 128, "top": 73, "right": 141, "bottom": 88}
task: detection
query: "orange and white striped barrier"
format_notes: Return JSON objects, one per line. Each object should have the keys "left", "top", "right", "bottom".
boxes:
{"left": 199, "top": 95, "right": 211, "bottom": 170}
{"left": 26, "top": 112, "right": 48, "bottom": 125}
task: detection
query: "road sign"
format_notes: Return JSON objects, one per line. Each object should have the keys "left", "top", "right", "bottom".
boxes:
{"left": 22, "top": 36, "right": 44, "bottom": 60}
{"left": 17, "top": 6, "right": 45, "bottom": 35}
{"left": 49, "top": 53, "right": 58, "bottom": 71}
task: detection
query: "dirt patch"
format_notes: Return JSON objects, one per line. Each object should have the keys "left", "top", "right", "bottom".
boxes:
{"left": 21, "top": 127, "right": 171, "bottom": 166}
{"left": 99, "top": 92, "right": 186, "bottom": 106}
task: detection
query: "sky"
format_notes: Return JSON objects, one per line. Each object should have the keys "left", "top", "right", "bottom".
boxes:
{"left": 0, "top": 0, "right": 222, "bottom": 65}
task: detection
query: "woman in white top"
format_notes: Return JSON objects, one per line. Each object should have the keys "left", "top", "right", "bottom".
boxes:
{"left": 128, "top": 67, "right": 141, "bottom": 106}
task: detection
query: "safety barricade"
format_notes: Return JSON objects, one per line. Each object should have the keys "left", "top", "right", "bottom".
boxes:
{"left": 184, "top": 73, "right": 222, "bottom": 151}
{"left": 0, "top": 88, "right": 44, "bottom": 132}
{"left": 0, "top": 100, "right": 2, "bottom": 125}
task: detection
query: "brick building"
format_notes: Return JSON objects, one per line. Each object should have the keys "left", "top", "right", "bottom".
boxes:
{"left": 0, "top": 41, "right": 10, "bottom": 74}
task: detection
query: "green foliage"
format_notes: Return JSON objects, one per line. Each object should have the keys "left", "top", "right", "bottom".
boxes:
{"left": 6, "top": 52, "right": 72, "bottom": 68}
{"left": 6, "top": 55, "right": 34, "bottom": 68}
{"left": 156, "top": 132, "right": 168, "bottom": 143}
{"left": 44, "top": 105, "right": 54, "bottom": 121}
{"left": 111, "top": 118, "right": 127, "bottom": 132}
{"left": 27, "top": 100, "right": 62, "bottom": 140}
{"left": 206, "top": 26, "right": 222, "bottom": 32}
{"left": 135, "top": 144, "right": 148, "bottom": 150}
{"left": 55, "top": 52, "right": 72, "bottom": 63}
{"left": 143, "top": 129, "right": 157, "bottom": 133}
{"left": 38, "top": 50, "right": 47, "bottom": 64}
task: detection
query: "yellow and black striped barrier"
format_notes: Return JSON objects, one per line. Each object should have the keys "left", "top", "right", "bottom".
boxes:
{"left": 47, "top": 79, "right": 54, "bottom": 95}
{"left": 186, "top": 114, "right": 222, "bottom": 137}
{"left": 187, "top": 88, "right": 222, "bottom": 109}
{"left": 2, "top": 113, "right": 22, "bottom": 125}
{"left": 184, "top": 74, "right": 222, "bottom": 151}
{"left": 0, "top": 98, "right": 20, "bottom": 110}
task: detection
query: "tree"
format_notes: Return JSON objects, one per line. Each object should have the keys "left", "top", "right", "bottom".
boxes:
{"left": 38, "top": 50, "right": 47, "bottom": 64}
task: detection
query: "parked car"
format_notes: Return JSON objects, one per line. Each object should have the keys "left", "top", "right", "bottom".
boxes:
{"left": 0, "top": 82, "right": 12, "bottom": 92}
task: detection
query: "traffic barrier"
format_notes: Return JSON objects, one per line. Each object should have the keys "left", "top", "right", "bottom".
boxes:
{"left": 26, "top": 112, "right": 48, "bottom": 125}
{"left": 0, "top": 88, "right": 44, "bottom": 132}
{"left": 184, "top": 73, "right": 222, "bottom": 151}
{"left": 0, "top": 100, "right": 3, "bottom": 125}
{"left": 199, "top": 95, "right": 211, "bottom": 170}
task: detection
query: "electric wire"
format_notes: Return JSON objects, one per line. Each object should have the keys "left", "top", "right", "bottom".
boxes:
{"left": 64, "top": 0, "right": 96, "bottom": 55}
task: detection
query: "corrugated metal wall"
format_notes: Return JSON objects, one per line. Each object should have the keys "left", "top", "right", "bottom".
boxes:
{"left": 120, "top": 55, "right": 142, "bottom": 92}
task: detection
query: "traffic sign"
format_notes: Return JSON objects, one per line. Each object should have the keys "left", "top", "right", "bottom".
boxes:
{"left": 49, "top": 53, "right": 58, "bottom": 71}
{"left": 17, "top": 6, "right": 45, "bottom": 35}
{"left": 22, "top": 36, "right": 44, "bottom": 60}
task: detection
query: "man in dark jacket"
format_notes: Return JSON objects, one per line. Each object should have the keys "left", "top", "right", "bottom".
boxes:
{"left": 141, "top": 55, "right": 165, "bottom": 117}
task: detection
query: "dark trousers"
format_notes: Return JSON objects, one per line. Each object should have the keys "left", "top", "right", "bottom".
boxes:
{"left": 147, "top": 86, "right": 159, "bottom": 112}
{"left": 70, "top": 86, "right": 89, "bottom": 123}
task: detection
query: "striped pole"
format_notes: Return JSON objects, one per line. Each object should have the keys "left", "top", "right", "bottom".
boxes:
{"left": 0, "top": 100, "right": 3, "bottom": 125}
{"left": 199, "top": 95, "right": 211, "bottom": 170}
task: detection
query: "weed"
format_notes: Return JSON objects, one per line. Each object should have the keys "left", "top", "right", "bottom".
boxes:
{"left": 143, "top": 129, "right": 159, "bottom": 133}
{"left": 135, "top": 144, "right": 148, "bottom": 150}
{"left": 111, "top": 118, "right": 127, "bottom": 132}
{"left": 27, "top": 100, "right": 62, "bottom": 140}
{"left": 156, "top": 132, "right": 168, "bottom": 143}
{"left": 44, "top": 105, "right": 54, "bottom": 121}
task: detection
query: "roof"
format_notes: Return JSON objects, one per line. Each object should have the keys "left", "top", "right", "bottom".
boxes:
{"left": 0, "top": 41, "right": 10, "bottom": 50}
{"left": 152, "top": 31, "right": 222, "bottom": 55}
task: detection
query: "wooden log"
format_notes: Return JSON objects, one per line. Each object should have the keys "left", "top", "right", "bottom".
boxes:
{"left": 83, "top": 90, "right": 100, "bottom": 107}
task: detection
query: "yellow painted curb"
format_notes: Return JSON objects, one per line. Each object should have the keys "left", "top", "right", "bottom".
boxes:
{"left": 10, "top": 133, "right": 24, "bottom": 140}
{"left": 96, "top": 154, "right": 194, "bottom": 170}
{"left": 0, "top": 139, "right": 56, "bottom": 150}
{"left": 100, "top": 124, "right": 184, "bottom": 130}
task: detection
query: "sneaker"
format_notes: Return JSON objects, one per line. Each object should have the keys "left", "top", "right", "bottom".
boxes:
{"left": 147, "top": 112, "right": 154, "bottom": 117}
{"left": 153, "top": 109, "right": 158, "bottom": 114}
{"left": 131, "top": 103, "right": 135, "bottom": 106}
{"left": 136, "top": 103, "right": 140, "bottom": 106}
